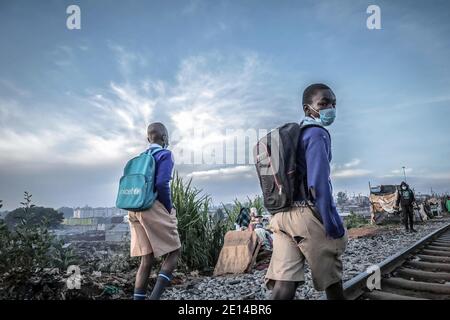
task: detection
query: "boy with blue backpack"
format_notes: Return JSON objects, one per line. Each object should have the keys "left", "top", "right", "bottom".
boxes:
{"left": 116, "top": 122, "right": 181, "bottom": 300}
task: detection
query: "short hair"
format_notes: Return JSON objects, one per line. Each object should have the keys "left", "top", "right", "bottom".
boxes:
{"left": 302, "top": 83, "right": 332, "bottom": 106}
{"left": 147, "top": 122, "right": 167, "bottom": 142}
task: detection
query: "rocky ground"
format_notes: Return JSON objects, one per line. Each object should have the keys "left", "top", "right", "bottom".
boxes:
{"left": 161, "top": 217, "right": 450, "bottom": 300}
{"left": 2, "top": 217, "right": 449, "bottom": 300}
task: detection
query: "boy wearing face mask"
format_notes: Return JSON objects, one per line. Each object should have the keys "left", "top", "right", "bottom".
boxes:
{"left": 128, "top": 122, "right": 181, "bottom": 300}
{"left": 395, "top": 181, "right": 417, "bottom": 232}
{"left": 265, "top": 83, "right": 348, "bottom": 300}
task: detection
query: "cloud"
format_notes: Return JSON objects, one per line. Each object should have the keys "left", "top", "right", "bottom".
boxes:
{"left": 380, "top": 167, "right": 414, "bottom": 178}
{"left": 332, "top": 168, "right": 372, "bottom": 178}
{"left": 109, "top": 43, "right": 148, "bottom": 77}
{"left": 0, "top": 81, "right": 157, "bottom": 167}
{"left": 0, "top": 47, "right": 283, "bottom": 174}
{"left": 187, "top": 165, "right": 254, "bottom": 180}
{"left": 344, "top": 158, "right": 361, "bottom": 168}
{"left": 391, "top": 167, "right": 413, "bottom": 175}
{"left": 332, "top": 158, "right": 371, "bottom": 178}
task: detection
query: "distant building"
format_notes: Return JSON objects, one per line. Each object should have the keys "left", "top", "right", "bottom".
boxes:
{"left": 73, "top": 206, "right": 127, "bottom": 218}
{"left": 63, "top": 217, "right": 98, "bottom": 226}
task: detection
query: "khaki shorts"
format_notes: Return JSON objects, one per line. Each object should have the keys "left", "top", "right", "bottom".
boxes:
{"left": 128, "top": 200, "right": 181, "bottom": 258}
{"left": 265, "top": 206, "right": 348, "bottom": 291}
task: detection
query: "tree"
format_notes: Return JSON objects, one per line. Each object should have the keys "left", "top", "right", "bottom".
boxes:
{"left": 5, "top": 193, "right": 64, "bottom": 230}
{"left": 337, "top": 191, "right": 348, "bottom": 206}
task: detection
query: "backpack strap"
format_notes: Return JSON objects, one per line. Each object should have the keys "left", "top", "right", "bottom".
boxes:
{"left": 149, "top": 147, "right": 163, "bottom": 156}
{"left": 299, "top": 120, "right": 331, "bottom": 140}
{"left": 145, "top": 146, "right": 163, "bottom": 156}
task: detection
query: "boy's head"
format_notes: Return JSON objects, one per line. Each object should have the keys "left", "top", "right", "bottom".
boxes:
{"left": 147, "top": 122, "right": 169, "bottom": 148}
{"left": 302, "top": 83, "right": 336, "bottom": 117}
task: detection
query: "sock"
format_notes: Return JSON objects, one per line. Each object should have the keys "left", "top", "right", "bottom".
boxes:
{"left": 149, "top": 272, "right": 172, "bottom": 300}
{"left": 133, "top": 288, "right": 146, "bottom": 300}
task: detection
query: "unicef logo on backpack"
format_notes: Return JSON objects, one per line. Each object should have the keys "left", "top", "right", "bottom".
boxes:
{"left": 120, "top": 188, "right": 142, "bottom": 196}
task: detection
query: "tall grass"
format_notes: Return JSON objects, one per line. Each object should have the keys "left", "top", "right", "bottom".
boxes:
{"left": 171, "top": 172, "right": 238, "bottom": 272}
{"left": 221, "top": 195, "right": 265, "bottom": 220}
{"left": 171, "top": 174, "right": 266, "bottom": 272}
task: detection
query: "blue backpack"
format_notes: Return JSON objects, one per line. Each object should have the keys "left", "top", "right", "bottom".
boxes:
{"left": 116, "top": 147, "right": 162, "bottom": 211}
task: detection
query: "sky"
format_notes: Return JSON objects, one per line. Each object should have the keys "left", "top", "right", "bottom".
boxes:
{"left": 0, "top": 0, "right": 449, "bottom": 211}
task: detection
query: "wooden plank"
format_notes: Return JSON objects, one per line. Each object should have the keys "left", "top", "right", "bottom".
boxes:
{"left": 363, "top": 290, "right": 427, "bottom": 300}
{"left": 383, "top": 277, "right": 450, "bottom": 294}
{"left": 405, "top": 260, "right": 450, "bottom": 272}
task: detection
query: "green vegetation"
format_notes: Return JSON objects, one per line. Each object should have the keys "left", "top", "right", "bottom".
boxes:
{"left": 221, "top": 195, "right": 265, "bottom": 219}
{"left": 336, "top": 191, "right": 348, "bottom": 206}
{"left": 171, "top": 173, "right": 267, "bottom": 272}
{"left": 171, "top": 172, "right": 238, "bottom": 272}
{"left": 344, "top": 211, "right": 369, "bottom": 229}
{"left": 0, "top": 192, "right": 79, "bottom": 297}
{"left": 5, "top": 203, "right": 63, "bottom": 230}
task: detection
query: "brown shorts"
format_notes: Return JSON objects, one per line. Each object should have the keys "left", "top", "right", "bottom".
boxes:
{"left": 265, "top": 206, "right": 347, "bottom": 291}
{"left": 128, "top": 200, "right": 181, "bottom": 258}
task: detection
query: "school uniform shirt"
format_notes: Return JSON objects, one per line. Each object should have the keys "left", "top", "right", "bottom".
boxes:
{"left": 296, "top": 118, "right": 346, "bottom": 239}
{"left": 148, "top": 143, "right": 174, "bottom": 213}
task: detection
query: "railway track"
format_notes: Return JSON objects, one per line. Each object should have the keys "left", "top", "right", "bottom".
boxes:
{"left": 344, "top": 223, "right": 450, "bottom": 300}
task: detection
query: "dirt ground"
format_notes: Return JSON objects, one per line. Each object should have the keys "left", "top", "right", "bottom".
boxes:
{"left": 347, "top": 225, "right": 381, "bottom": 239}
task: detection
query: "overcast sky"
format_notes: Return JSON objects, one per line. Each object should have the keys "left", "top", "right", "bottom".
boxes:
{"left": 1, "top": 0, "right": 449, "bottom": 210}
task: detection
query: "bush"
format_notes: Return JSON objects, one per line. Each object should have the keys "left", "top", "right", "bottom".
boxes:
{"left": 0, "top": 192, "right": 79, "bottom": 295}
{"left": 344, "top": 212, "right": 369, "bottom": 229}
{"left": 5, "top": 206, "right": 64, "bottom": 230}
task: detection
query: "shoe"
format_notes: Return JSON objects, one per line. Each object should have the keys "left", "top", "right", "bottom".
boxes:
{"left": 405, "top": 228, "right": 410, "bottom": 233}
{"left": 411, "top": 229, "right": 417, "bottom": 233}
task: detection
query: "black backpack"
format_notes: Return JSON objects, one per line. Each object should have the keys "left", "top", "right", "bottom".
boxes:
{"left": 253, "top": 121, "right": 328, "bottom": 215}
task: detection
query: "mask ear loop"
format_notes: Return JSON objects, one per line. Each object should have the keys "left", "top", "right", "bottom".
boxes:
{"left": 307, "top": 104, "right": 321, "bottom": 120}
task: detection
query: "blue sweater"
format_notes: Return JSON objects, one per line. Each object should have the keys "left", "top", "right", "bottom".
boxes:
{"left": 296, "top": 123, "right": 345, "bottom": 239}
{"left": 149, "top": 144, "right": 174, "bottom": 212}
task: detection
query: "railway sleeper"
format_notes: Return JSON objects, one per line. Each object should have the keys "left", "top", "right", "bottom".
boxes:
{"left": 405, "top": 260, "right": 450, "bottom": 272}
{"left": 395, "top": 267, "right": 450, "bottom": 283}
{"left": 426, "top": 245, "right": 450, "bottom": 252}
{"left": 420, "top": 249, "right": 450, "bottom": 257}
{"left": 383, "top": 277, "right": 450, "bottom": 295}
{"left": 361, "top": 290, "right": 428, "bottom": 300}
{"left": 417, "top": 255, "right": 450, "bottom": 263}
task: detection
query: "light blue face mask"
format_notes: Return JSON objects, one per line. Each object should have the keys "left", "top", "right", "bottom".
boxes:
{"left": 308, "top": 105, "right": 336, "bottom": 126}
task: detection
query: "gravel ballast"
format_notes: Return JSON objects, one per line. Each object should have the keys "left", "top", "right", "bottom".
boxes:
{"left": 162, "top": 217, "right": 450, "bottom": 300}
